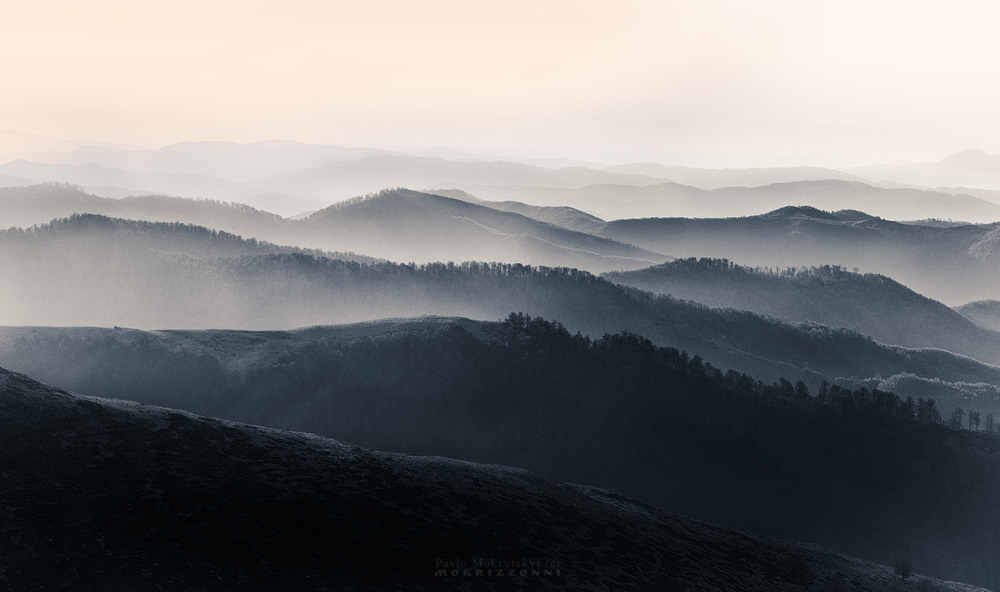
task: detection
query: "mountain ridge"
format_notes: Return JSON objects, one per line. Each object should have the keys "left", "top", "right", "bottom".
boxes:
{"left": 1, "top": 319, "right": 998, "bottom": 589}
{"left": 604, "top": 258, "right": 1000, "bottom": 366}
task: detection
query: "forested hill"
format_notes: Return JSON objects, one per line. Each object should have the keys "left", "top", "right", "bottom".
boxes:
{"left": 2, "top": 214, "right": 1000, "bottom": 411}
{"left": 2, "top": 317, "right": 1000, "bottom": 589}
{"left": 2, "top": 364, "right": 985, "bottom": 591}
{"left": 0, "top": 185, "right": 663, "bottom": 272}
{"left": 604, "top": 258, "right": 1000, "bottom": 365}
{"left": 596, "top": 206, "right": 1000, "bottom": 304}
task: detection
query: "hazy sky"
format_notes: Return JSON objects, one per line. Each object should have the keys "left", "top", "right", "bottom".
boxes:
{"left": 3, "top": 0, "right": 1000, "bottom": 166}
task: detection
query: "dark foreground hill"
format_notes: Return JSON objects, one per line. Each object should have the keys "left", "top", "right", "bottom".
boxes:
{"left": 2, "top": 214, "right": 999, "bottom": 411}
{"left": 2, "top": 366, "right": 970, "bottom": 592}
{"left": 604, "top": 258, "right": 1000, "bottom": 366}
{"left": 596, "top": 206, "right": 1000, "bottom": 305}
{"left": 3, "top": 317, "right": 1000, "bottom": 589}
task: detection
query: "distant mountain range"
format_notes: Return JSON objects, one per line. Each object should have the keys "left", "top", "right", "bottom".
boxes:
{"left": 0, "top": 160, "right": 317, "bottom": 215}
{"left": 0, "top": 185, "right": 663, "bottom": 272}
{"left": 597, "top": 206, "right": 1000, "bottom": 305}
{"left": 445, "top": 179, "right": 1000, "bottom": 221}
{"left": 4, "top": 185, "right": 1000, "bottom": 304}
{"left": 849, "top": 148, "right": 1000, "bottom": 189}
{"left": 604, "top": 258, "right": 1000, "bottom": 366}
{"left": 2, "top": 318, "right": 999, "bottom": 589}
{"left": 1, "top": 215, "right": 999, "bottom": 411}
{"left": 2, "top": 139, "right": 399, "bottom": 181}
{"left": 3, "top": 137, "right": 1000, "bottom": 221}
{"left": 2, "top": 133, "right": 999, "bottom": 590}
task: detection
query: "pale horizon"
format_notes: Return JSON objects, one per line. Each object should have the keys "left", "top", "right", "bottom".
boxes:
{"left": 4, "top": 1, "right": 1000, "bottom": 168}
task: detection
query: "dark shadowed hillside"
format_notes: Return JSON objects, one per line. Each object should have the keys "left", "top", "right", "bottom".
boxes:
{"left": 6, "top": 367, "right": 972, "bottom": 592}
{"left": 1, "top": 319, "right": 998, "bottom": 590}
{"left": 596, "top": 206, "right": 1000, "bottom": 304}
{"left": 604, "top": 258, "right": 1000, "bottom": 365}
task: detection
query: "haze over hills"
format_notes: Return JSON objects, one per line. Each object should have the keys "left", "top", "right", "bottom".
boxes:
{"left": 448, "top": 180, "right": 1000, "bottom": 222}
{"left": 3, "top": 214, "right": 1000, "bottom": 416}
{"left": 0, "top": 184, "right": 288, "bottom": 235}
{"left": 3, "top": 131, "right": 1000, "bottom": 589}
{"left": 0, "top": 159, "right": 319, "bottom": 215}
{"left": 292, "top": 189, "right": 661, "bottom": 270}
{"left": 252, "top": 154, "right": 663, "bottom": 202}
{"left": 0, "top": 129, "right": 144, "bottom": 156}
{"left": 6, "top": 140, "right": 401, "bottom": 181}
{"left": 601, "top": 162, "right": 868, "bottom": 188}
{"left": 849, "top": 149, "right": 1000, "bottom": 190}
{"left": 597, "top": 206, "right": 1000, "bottom": 305}
{"left": 6, "top": 135, "right": 1000, "bottom": 222}
{"left": 2, "top": 318, "right": 999, "bottom": 589}
{"left": 428, "top": 188, "right": 607, "bottom": 234}
{"left": 0, "top": 185, "right": 663, "bottom": 272}
{"left": 6, "top": 185, "right": 1000, "bottom": 296}
{"left": 956, "top": 300, "right": 1000, "bottom": 332}
{"left": 604, "top": 258, "right": 1000, "bottom": 366}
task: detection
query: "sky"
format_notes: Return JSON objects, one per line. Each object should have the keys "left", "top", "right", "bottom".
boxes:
{"left": 3, "top": 0, "right": 1000, "bottom": 167}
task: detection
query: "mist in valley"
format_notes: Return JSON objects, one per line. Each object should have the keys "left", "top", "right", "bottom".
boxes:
{"left": 6, "top": 1, "right": 1000, "bottom": 590}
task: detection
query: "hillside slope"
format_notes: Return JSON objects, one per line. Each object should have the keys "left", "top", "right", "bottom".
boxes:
{"left": 597, "top": 206, "right": 1000, "bottom": 304}
{"left": 292, "top": 188, "right": 663, "bottom": 270}
{"left": 604, "top": 258, "right": 1000, "bottom": 365}
{"left": 3, "top": 365, "right": 971, "bottom": 591}
{"left": 442, "top": 179, "right": 1000, "bottom": 222}
{"left": 2, "top": 215, "right": 999, "bottom": 402}
{"left": 0, "top": 185, "right": 661, "bottom": 272}
{"left": 2, "top": 320, "right": 999, "bottom": 589}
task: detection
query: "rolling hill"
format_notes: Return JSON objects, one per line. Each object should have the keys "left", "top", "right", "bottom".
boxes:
{"left": 596, "top": 206, "right": 1000, "bottom": 305}
{"left": 604, "top": 258, "right": 1000, "bottom": 366}
{"left": 0, "top": 185, "right": 661, "bottom": 272}
{"left": 7, "top": 364, "right": 964, "bottom": 591}
{"left": 0, "top": 160, "right": 315, "bottom": 216}
{"left": 428, "top": 188, "right": 607, "bottom": 234}
{"left": 434, "top": 179, "right": 1000, "bottom": 222}
{"left": 2, "top": 214, "right": 999, "bottom": 407}
{"left": 1, "top": 319, "right": 999, "bottom": 589}
{"left": 291, "top": 189, "right": 661, "bottom": 270}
